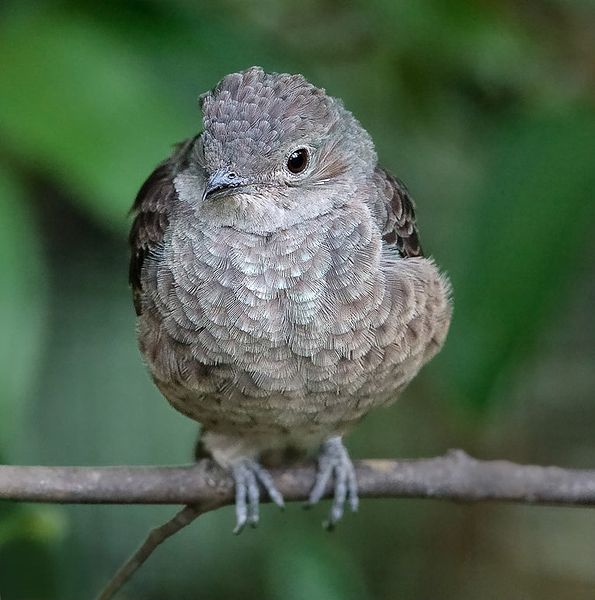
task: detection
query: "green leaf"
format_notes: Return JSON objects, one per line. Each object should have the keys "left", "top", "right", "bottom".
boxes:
{"left": 0, "top": 166, "right": 48, "bottom": 455}
{"left": 0, "top": 506, "right": 67, "bottom": 548}
{"left": 0, "top": 9, "right": 196, "bottom": 232}
{"left": 0, "top": 504, "right": 61, "bottom": 600}
{"left": 444, "top": 110, "right": 595, "bottom": 410}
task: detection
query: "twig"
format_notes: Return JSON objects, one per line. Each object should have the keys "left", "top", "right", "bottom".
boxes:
{"left": 95, "top": 504, "right": 206, "bottom": 600}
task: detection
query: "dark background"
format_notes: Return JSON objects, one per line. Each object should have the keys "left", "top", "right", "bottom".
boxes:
{"left": 1, "top": 1, "right": 595, "bottom": 598}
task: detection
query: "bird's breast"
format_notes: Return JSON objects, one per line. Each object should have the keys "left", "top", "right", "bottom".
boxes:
{"left": 145, "top": 207, "right": 387, "bottom": 395}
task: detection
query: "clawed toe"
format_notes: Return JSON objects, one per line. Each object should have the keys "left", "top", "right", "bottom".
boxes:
{"left": 230, "top": 439, "right": 357, "bottom": 533}
{"left": 307, "top": 437, "right": 359, "bottom": 528}
{"left": 231, "top": 459, "right": 284, "bottom": 534}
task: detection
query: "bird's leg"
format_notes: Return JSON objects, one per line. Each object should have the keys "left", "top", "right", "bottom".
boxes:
{"left": 231, "top": 458, "right": 284, "bottom": 534}
{"left": 307, "top": 436, "right": 359, "bottom": 529}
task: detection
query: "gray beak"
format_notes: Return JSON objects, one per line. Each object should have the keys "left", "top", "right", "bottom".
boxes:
{"left": 203, "top": 170, "right": 247, "bottom": 200}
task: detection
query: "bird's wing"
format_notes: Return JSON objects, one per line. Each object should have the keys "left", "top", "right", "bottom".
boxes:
{"left": 370, "top": 167, "right": 423, "bottom": 258}
{"left": 129, "top": 137, "right": 196, "bottom": 315}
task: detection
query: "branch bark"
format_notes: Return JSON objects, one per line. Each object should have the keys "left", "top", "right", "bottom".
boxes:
{"left": 2, "top": 450, "right": 595, "bottom": 508}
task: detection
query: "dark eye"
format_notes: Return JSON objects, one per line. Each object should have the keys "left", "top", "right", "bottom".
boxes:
{"left": 286, "top": 148, "right": 309, "bottom": 174}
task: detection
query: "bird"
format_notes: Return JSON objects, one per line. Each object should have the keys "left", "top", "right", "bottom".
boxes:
{"left": 129, "top": 66, "right": 452, "bottom": 533}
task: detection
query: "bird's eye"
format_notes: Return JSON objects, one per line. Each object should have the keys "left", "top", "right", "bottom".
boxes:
{"left": 286, "top": 148, "right": 309, "bottom": 174}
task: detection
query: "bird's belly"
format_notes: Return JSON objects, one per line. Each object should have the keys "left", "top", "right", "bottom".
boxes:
{"left": 143, "top": 279, "right": 425, "bottom": 437}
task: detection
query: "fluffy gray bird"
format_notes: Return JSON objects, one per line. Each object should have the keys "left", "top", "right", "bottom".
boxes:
{"left": 129, "top": 67, "right": 452, "bottom": 532}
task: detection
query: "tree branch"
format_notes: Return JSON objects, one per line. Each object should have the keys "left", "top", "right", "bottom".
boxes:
{"left": 2, "top": 450, "right": 595, "bottom": 508}
{"left": 5, "top": 450, "right": 595, "bottom": 600}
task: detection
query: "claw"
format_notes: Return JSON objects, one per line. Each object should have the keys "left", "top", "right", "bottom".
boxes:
{"left": 307, "top": 437, "right": 359, "bottom": 528}
{"left": 231, "top": 458, "right": 284, "bottom": 534}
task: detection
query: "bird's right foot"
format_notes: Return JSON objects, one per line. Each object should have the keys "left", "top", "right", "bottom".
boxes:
{"left": 231, "top": 458, "right": 285, "bottom": 534}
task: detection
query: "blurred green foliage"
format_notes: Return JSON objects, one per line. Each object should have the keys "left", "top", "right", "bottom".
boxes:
{"left": 1, "top": 1, "right": 594, "bottom": 599}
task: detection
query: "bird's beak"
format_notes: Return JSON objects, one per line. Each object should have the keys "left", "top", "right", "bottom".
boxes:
{"left": 203, "top": 170, "right": 248, "bottom": 200}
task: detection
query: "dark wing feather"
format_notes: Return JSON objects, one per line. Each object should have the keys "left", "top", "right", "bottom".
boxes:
{"left": 129, "top": 137, "right": 196, "bottom": 315}
{"left": 371, "top": 167, "right": 423, "bottom": 258}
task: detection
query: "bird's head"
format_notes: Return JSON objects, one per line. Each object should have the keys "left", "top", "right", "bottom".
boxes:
{"left": 175, "top": 67, "right": 377, "bottom": 232}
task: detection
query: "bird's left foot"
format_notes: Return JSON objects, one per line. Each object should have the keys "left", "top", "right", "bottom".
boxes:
{"left": 307, "top": 436, "right": 359, "bottom": 529}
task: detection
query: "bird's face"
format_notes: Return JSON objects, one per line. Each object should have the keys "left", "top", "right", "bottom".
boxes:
{"left": 174, "top": 67, "right": 377, "bottom": 233}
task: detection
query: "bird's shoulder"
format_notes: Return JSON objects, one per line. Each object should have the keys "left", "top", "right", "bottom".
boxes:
{"left": 129, "top": 136, "right": 197, "bottom": 315}
{"left": 368, "top": 166, "right": 423, "bottom": 258}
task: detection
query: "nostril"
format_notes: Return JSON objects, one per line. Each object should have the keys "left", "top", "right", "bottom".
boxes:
{"left": 228, "top": 172, "right": 237, "bottom": 179}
